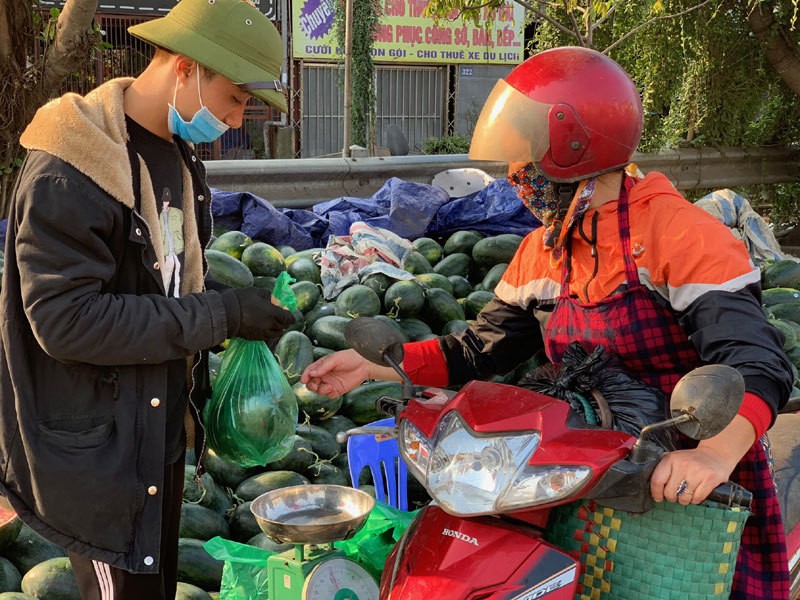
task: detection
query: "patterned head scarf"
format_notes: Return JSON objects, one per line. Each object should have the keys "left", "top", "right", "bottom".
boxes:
{"left": 508, "top": 162, "right": 597, "bottom": 254}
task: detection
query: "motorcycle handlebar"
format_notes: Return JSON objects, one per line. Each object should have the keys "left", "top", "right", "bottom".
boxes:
{"left": 335, "top": 426, "right": 397, "bottom": 445}
{"left": 705, "top": 481, "right": 752, "bottom": 510}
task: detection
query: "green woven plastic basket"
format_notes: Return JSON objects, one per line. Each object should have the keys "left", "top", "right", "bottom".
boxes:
{"left": 544, "top": 498, "right": 750, "bottom": 600}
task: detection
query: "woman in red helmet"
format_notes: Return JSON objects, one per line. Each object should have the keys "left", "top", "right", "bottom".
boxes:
{"left": 302, "top": 47, "right": 792, "bottom": 598}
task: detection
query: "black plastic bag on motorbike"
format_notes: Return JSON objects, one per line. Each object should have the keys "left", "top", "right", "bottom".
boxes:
{"left": 518, "top": 342, "right": 676, "bottom": 449}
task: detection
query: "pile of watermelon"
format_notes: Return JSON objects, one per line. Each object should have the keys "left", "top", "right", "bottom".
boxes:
{"left": 2, "top": 233, "right": 796, "bottom": 599}
{"left": 760, "top": 258, "right": 800, "bottom": 398}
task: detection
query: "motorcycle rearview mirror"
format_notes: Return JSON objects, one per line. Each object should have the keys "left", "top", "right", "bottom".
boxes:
{"left": 669, "top": 364, "right": 745, "bottom": 440}
{"left": 344, "top": 317, "right": 414, "bottom": 400}
{"left": 632, "top": 364, "right": 744, "bottom": 462}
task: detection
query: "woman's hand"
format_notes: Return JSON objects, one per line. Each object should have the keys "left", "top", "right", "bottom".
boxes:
{"left": 650, "top": 414, "right": 755, "bottom": 505}
{"left": 300, "top": 349, "right": 372, "bottom": 398}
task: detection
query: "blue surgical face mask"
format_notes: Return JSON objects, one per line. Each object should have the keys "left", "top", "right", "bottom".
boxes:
{"left": 168, "top": 66, "right": 230, "bottom": 144}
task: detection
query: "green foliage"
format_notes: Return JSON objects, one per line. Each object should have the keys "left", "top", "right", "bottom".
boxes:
{"left": 333, "top": 0, "right": 382, "bottom": 148}
{"left": 530, "top": 0, "right": 800, "bottom": 223}
{"left": 422, "top": 134, "right": 471, "bottom": 154}
{"left": 0, "top": 157, "right": 24, "bottom": 176}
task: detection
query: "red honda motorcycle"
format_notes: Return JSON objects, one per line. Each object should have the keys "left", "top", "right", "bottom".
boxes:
{"left": 341, "top": 317, "right": 800, "bottom": 600}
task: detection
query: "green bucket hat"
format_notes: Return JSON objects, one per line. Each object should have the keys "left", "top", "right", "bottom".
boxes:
{"left": 129, "top": 0, "right": 287, "bottom": 113}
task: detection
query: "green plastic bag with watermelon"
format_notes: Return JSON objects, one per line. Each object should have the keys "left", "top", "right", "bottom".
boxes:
{"left": 203, "top": 273, "right": 299, "bottom": 467}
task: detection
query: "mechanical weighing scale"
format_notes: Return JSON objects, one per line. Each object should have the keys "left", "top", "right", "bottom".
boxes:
{"left": 250, "top": 484, "right": 380, "bottom": 600}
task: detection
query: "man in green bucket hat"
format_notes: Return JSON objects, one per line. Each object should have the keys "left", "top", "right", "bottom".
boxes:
{"left": 0, "top": 1, "right": 295, "bottom": 598}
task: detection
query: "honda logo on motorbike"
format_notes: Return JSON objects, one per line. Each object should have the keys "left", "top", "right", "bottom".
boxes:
{"left": 442, "top": 528, "right": 479, "bottom": 546}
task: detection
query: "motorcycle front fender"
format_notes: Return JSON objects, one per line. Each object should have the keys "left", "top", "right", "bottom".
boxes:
{"left": 380, "top": 505, "right": 578, "bottom": 600}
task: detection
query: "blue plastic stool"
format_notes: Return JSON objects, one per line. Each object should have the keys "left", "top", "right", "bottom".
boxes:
{"left": 346, "top": 417, "right": 409, "bottom": 511}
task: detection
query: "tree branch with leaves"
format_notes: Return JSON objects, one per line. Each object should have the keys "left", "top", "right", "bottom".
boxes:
{"left": 0, "top": 0, "right": 100, "bottom": 215}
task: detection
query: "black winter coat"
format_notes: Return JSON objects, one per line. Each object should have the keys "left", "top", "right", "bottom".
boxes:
{"left": 0, "top": 79, "right": 230, "bottom": 573}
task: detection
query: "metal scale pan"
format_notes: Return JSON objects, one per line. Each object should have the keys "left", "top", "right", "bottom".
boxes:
{"left": 250, "top": 484, "right": 375, "bottom": 545}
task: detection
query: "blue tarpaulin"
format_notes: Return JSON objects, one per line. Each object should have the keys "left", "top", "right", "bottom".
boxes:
{"left": 0, "top": 177, "right": 539, "bottom": 252}
{"left": 211, "top": 176, "right": 540, "bottom": 250}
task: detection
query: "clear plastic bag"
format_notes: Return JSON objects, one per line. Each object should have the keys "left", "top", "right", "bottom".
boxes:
{"left": 203, "top": 338, "right": 298, "bottom": 467}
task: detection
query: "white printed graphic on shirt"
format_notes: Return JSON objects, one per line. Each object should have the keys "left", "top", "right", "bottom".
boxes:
{"left": 159, "top": 188, "right": 185, "bottom": 297}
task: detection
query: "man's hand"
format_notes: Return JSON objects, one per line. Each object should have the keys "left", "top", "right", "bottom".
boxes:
{"left": 221, "top": 287, "right": 295, "bottom": 341}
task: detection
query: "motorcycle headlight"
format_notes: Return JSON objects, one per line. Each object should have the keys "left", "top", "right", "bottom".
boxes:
{"left": 399, "top": 419, "right": 432, "bottom": 483}
{"left": 400, "top": 411, "right": 593, "bottom": 516}
{"left": 497, "top": 465, "right": 593, "bottom": 512}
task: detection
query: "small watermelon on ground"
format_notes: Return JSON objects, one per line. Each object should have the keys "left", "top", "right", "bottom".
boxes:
{"left": 209, "top": 231, "right": 253, "bottom": 261}
{"left": 464, "top": 290, "right": 495, "bottom": 319}
{"left": 762, "top": 259, "right": 800, "bottom": 290}
{"left": 423, "top": 288, "right": 466, "bottom": 333}
{"left": 235, "top": 471, "right": 310, "bottom": 502}
{"left": 296, "top": 424, "right": 340, "bottom": 460}
{"left": 291, "top": 281, "right": 321, "bottom": 313}
{"left": 762, "top": 287, "right": 800, "bottom": 307}
{"left": 263, "top": 436, "right": 316, "bottom": 474}
{"left": 482, "top": 263, "right": 508, "bottom": 292}
{"left": 205, "top": 249, "right": 254, "bottom": 288}
{"left": 361, "top": 273, "right": 393, "bottom": 301}
{"left": 402, "top": 252, "right": 433, "bottom": 274}
{"left": 341, "top": 381, "right": 403, "bottom": 425}
{"left": 20, "top": 558, "right": 79, "bottom": 600}
{"left": 372, "top": 315, "right": 410, "bottom": 343}
{"left": 471, "top": 234, "right": 523, "bottom": 267}
{"left": 317, "top": 415, "right": 357, "bottom": 452}
{"left": 766, "top": 302, "right": 800, "bottom": 326}
{"left": 4, "top": 525, "right": 66, "bottom": 575}
{"left": 443, "top": 231, "right": 483, "bottom": 256}
{"left": 241, "top": 242, "right": 285, "bottom": 277}
{"left": 307, "top": 463, "right": 349, "bottom": 486}
{"left": 384, "top": 280, "right": 426, "bottom": 318}
{"left": 396, "top": 318, "right": 433, "bottom": 341}
{"left": 275, "top": 331, "right": 315, "bottom": 385}
{"left": 293, "top": 382, "right": 343, "bottom": 422}
{"left": 177, "top": 538, "right": 223, "bottom": 591}
{"left": 175, "top": 582, "right": 213, "bottom": 600}
{"left": 335, "top": 285, "right": 382, "bottom": 318}
{"left": 309, "top": 315, "right": 352, "bottom": 350}
{"left": 414, "top": 273, "right": 454, "bottom": 295}
{"left": 284, "top": 248, "right": 321, "bottom": 268}
{"left": 0, "top": 558, "right": 21, "bottom": 594}
{"left": 246, "top": 533, "right": 292, "bottom": 552}
{"left": 448, "top": 275, "right": 473, "bottom": 299}
{"left": 433, "top": 253, "right": 472, "bottom": 278}
{"left": 287, "top": 257, "right": 322, "bottom": 285}
{"left": 227, "top": 501, "right": 263, "bottom": 543}
{"left": 304, "top": 302, "right": 338, "bottom": 330}
{"left": 179, "top": 503, "right": 230, "bottom": 541}
{"left": 412, "top": 237, "right": 443, "bottom": 265}
{"left": 203, "top": 448, "right": 260, "bottom": 490}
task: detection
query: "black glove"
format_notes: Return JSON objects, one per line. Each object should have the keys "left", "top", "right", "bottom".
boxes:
{"left": 220, "top": 287, "right": 295, "bottom": 341}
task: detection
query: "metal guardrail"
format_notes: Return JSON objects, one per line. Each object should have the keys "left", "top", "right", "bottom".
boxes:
{"left": 205, "top": 146, "right": 800, "bottom": 209}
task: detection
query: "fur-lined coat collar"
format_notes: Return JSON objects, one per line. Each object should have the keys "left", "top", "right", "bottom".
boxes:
{"left": 19, "top": 77, "right": 204, "bottom": 295}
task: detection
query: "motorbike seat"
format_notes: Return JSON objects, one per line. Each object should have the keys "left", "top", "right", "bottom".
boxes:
{"left": 770, "top": 412, "right": 800, "bottom": 534}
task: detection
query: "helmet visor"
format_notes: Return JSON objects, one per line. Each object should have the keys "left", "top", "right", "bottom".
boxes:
{"left": 469, "top": 79, "right": 552, "bottom": 164}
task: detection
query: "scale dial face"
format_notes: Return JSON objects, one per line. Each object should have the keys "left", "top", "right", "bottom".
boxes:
{"left": 302, "top": 557, "right": 379, "bottom": 600}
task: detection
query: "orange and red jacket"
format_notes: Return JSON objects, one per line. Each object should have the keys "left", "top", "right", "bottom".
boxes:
{"left": 404, "top": 172, "right": 793, "bottom": 436}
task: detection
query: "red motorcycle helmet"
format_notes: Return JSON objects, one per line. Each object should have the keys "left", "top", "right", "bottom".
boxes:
{"left": 470, "top": 47, "right": 643, "bottom": 183}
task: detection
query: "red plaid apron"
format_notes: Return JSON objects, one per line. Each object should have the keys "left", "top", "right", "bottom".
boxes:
{"left": 543, "top": 178, "right": 790, "bottom": 599}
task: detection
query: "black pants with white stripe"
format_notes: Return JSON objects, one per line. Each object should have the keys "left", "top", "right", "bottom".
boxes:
{"left": 69, "top": 454, "right": 185, "bottom": 600}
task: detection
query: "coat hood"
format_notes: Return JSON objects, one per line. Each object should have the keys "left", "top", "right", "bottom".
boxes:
{"left": 20, "top": 78, "right": 138, "bottom": 209}
{"left": 19, "top": 78, "right": 204, "bottom": 296}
